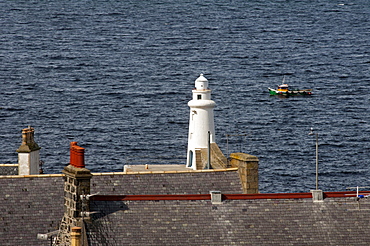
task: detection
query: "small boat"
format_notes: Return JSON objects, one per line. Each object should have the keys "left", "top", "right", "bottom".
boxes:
{"left": 268, "top": 77, "right": 312, "bottom": 96}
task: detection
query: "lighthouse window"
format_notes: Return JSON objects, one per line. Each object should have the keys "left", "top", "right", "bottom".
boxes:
{"left": 197, "top": 94, "right": 202, "bottom": 100}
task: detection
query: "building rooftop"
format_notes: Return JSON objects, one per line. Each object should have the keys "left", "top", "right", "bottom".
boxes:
{"left": 1, "top": 128, "right": 368, "bottom": 245}
{"left": 2, "top": 170, "right": 370, "bottom": 245}
{"left": 87, "top": 194, "right": 370, "bottom": 246}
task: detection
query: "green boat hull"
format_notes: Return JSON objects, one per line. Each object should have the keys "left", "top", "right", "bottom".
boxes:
{"left": 268, "top": 88, "right": 312, "bottom": 96}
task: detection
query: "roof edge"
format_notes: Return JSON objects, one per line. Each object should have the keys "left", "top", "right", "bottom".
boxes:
{"left": 0, "top": 174, "right": 64, "bottom": 179}
{"left": 93, "top": 168, "right": 238, "bottom": 176}
{"left": 90, "top": 191, "right": 365, "bottom": 201}
{"left": 0, "top": 168, "right": 238, "bottom": 179}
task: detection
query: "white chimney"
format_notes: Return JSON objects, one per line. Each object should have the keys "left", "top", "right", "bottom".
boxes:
{"left": 16, "top": 126, "right": 41, "bottom": 175}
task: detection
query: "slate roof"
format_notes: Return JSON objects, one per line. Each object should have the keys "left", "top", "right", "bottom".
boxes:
{"left": 0, "top": 175, "right": 65, "bottom": 246}
{"left": 86, "top": 196, "right": 370, "bottom": 246}
{"left": 0, "top": 169, "right": 242, "bottom": 245}
{"left": 0, "top": 164, "right": 18, "bottom": 175}
{"left": 91, "top": 169, "right": 243, "bottom": 195}
{"left": 2, "top": 169, "right": 370, "bottom": 246}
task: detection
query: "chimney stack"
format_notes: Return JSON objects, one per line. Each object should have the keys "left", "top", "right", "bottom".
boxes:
{"left": 56, "top": 142, "right": 91, "bottom": 246}
{"left": 229, "top": 153, "right": 259, "bottom": 194}
{"left": 16, "top": 126, "right": 41, "bottom": 175}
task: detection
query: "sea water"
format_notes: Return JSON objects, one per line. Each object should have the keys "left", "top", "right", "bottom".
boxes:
{"left": 0, "top": 0, "right": 369, "bottom": 193}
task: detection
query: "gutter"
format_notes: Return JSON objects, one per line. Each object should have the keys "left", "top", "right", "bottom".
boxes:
{"left": 90, "top": 191, "right": 365, "bottom": 202}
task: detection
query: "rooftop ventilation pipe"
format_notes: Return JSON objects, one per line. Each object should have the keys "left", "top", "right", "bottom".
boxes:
{"left": 210, "top": 190, "right": 222, "bottom": 204}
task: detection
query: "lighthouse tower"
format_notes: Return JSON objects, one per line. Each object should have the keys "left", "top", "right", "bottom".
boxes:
{"left": 186, "top": 74, "right": 217, "bottom": 170}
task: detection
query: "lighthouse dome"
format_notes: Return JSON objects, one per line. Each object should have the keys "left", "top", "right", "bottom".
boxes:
{"left": 195, "top": 74, "right": 209, "bottom": 90}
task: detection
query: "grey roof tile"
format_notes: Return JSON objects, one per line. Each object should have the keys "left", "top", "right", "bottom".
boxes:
{"left": 86, "top": 197, "right": 370, "bottom": 245}
{"left": 2, "top": 170, "right": 370, "bottom": 245}
{"left": 0, "top": 176, "right": 64, "bottom": 246}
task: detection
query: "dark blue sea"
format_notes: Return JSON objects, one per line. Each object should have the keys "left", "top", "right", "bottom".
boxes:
{"left": 1, "top": 0, "right": 369, "bottom": 193}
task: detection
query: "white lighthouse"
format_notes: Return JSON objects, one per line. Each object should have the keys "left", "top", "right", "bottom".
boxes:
{"left": 186, "top": 74, "right": 218, "bottom": 170}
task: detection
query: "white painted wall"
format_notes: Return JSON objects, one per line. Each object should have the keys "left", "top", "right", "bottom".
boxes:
{"left": 18, "top": 150, "right": 40, "bottom": 175}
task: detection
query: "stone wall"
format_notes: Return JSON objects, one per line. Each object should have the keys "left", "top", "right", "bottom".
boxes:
{"left": 195, "top": 143, "right": 228, "bottom": 170}
{"left": 55, "top": 165, "right": 92, "bottom": 246}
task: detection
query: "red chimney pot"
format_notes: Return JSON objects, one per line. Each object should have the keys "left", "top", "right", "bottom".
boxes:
{"left": 69, "top": 142, "right": 85, "bottom": 168}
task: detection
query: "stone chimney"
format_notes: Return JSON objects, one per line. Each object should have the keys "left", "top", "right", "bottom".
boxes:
{"left": 229, "top": 153, "right": 259, "bottom": 194}
{"left": 55, "top": 142, "right": 92, "bottom": 246}
{"left": 16, "top": 126, "right": 41, "bottom": 175}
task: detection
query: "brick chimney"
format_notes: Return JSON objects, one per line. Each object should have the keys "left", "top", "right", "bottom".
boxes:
{"left": 16, "top": 126, "right": 41, "bottom": 175}
{"left": 55, "top": 142, "right": 92, "bottom": 246}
